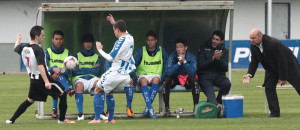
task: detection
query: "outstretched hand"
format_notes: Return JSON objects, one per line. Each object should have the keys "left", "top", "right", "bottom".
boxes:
{"left": 242, "top": 75, "right": 250, "bottom": 84}
{"left": 17, "top": 33, "right": 22, "bottom": 42}
{"left": 96, "top": 41, "right": 103, "bottom": 51}
{"left": 107, "top": 14, "right": 116, "bottom": 25}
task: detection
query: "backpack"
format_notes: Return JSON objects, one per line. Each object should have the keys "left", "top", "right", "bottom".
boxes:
{"left": 194, "top": 101, "right": 217, "bottom": 118}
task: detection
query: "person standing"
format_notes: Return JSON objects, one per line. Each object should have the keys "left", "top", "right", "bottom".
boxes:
{"left": 243, "top": 28, "right": 300, "bottom": 117}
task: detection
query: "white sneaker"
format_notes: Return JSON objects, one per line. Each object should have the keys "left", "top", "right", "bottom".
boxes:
{"left": 6, "top": 120, "right": 13, "bottom": 124}
{"left": 100, "top": 113, "right": 108, "bottom": 120}
{"left": 77, "top": 115, "right": 84, "bottom": 120}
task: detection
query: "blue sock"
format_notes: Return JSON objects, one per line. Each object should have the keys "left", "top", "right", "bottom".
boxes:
{"left": 100, "top": 93, "right": 105, "bottom": 113}
{"left": 141, "top": 86, "right": 153, "bottom": 110}
{"left": 93, "top": 94, "right": 102, "bottom": 120}
{"left": 57, "top": 75, "right": 69, "bottom": 91}
{"left": 52, "top": 97, "right": 58, "bottom": 109}
{"left": 75, "top": 93, "right": 84, "bottom": 113}
{"left": 106, "top": 95, "right": 115, "bottom": 121}
{"left": 126, "top": 86, "right": 134, "bottom": 108}
{"left": 150, "top": 84, "right": 159, "bottom": 104}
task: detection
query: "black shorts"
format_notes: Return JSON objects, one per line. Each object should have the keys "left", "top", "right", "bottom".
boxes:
{"left": 28, "top": 75, "right": 65, "bottom": 102}
{"left": 169, "top": 76, "right": 196, "bottom": 90}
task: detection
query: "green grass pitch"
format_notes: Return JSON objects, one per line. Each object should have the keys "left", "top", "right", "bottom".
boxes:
{"left": 1, "top": 71, "right": 300, "bottom": 129}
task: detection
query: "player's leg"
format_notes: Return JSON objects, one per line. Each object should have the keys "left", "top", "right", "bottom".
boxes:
{"left": 139, "top": 76, "right": 154, "bottom": 117}
{"left": 49, "top": 78, "right": 75, "bottom": 124}
{"left": 89, "top": 83, "right": 104, "bottom": 123}
{"left": 74, "top": 80, "right": 84, "bottom": 120}
{"left": 51, "top": 75, "right": 69, "bottom": 118}
{"left": 105, "top": 92, "right": 115, "bottom": 123}
{"left": 213, "top": 75, "right": 231, "bottom": 105}
{"left": 162, "top": 77, "right": 175, "bottom": 116}
{"left": 149, "top": 76, "right": 160, "bottom": 104}
{"left": 6, "top": 98, "right": 34, "bottom": 124}
{"left": 125, "top": 84, "right": 134, "bottom": 117}
{"left": 198, "top": 77, "right": 217, "bottom": 105}
{"left": 186, "top": 76, "right": 200, "bottom": 111}
{"left": 90, "top": 78, "right": 107, "bottom": 120}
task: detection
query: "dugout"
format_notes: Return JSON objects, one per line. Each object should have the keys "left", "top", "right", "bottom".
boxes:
{"left": 37, "top": 1, "right": 234, "bottom": 119}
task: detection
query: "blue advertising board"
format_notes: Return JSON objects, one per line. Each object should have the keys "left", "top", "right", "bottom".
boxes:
{"left": 225, "top": 40, "right": 300, "bottom": 68}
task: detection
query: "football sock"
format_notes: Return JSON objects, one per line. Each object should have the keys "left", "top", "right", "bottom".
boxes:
{"left": 106, "top": 95, "right": 115, "bottom": 121}
{"left": 141, "top": 86, "right": 153, "bottom": 109}
{"left": 163, "top": 84, "right": 170, "bottom": 108}
{"left": 100, "top": 93, "right": 105, "bottom": 114}
{"left": 93, "top": 94, "right": 102, "bottom": 120}
{"left": 52, "top": 97, "right": 58, "bottom": 109}
{"left": 56, "top": 75, "right": 69, "bottom": 91}
{"left": 150, "top": 84, "right": 159, "bottom": 104}
{"left": 192, "top": 85, "right": 200, "bottom": 107}
{"left": 10, "top": 99, "right": 33, "bottom": 123}
{"left": 75, "top": 93, "right": 84, "bottom": 114}
{"left": 58, "top": 93, "right": 67, "bottom": 121}
{"left": 125, "top": 86, "right": 134, "bottom": 108}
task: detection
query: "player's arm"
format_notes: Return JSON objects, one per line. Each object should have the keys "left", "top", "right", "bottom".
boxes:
{"left": 96, "top": 41, "right": 113, "bottom": 62}
{"left": 107, "top": 14, "right": 116, "bottom": 26}
{"left": 38, "top": 65, "right": 51, "bottom": 90}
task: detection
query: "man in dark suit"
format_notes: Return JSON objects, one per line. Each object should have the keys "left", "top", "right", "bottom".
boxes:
{"left": 243, "top": 28, "right": 300, "bottom": 117}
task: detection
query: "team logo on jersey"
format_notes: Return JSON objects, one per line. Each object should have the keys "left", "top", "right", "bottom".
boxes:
{"left": 79, "top": 61, "right": 95, "bottom": 66}
{"left": 50, "top": 59, "right": 64, "bottom": 63}
{"left": 23, "top": 48, "right": 31, "bottom": 54}
{"left": 144, "top": 60, "right": 161, "bottom": 65}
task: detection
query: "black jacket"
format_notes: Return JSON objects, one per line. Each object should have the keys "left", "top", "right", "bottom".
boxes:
{"left": 248, "top": 35, "right": 300, "bottom": 86}
{"left": 197, "top": 38, "right": 229, "bottom": 76}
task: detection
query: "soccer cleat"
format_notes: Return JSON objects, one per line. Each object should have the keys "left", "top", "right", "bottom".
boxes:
{"left": 5, "top": 120, "right": 13, "bottom": 124}
{"left": 105, "top": 119, "right": 116, "bottom": 123}
{"left": 52, "top": 108, "right": 58, "bottom": 118}
{"left": 142, "top": 107, "right": 150, "bottom": 117}
{"left": 77, "top": 113, "right": 84, "bottom": 120}
{"left": 100, "top": 112, "right": 108, "bottom": 120}
{"left": 126, "top": 107, "right": 134, "bottom": 117}
{"left": 149, "top": 108, "right": 156, "bottom": 119}
{"left": 88, "top": 119, "right": 101, "bottom": 123}
{"left": 67, "top": 88, "right": 75, "bottom": 97}
{"left": 58, "top": 119, "right": 76, "bottom": 124}
{"left": 164, "top": 107, "right": 171, "bottom": 117}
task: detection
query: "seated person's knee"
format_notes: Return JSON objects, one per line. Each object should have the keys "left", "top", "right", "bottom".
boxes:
{"left": 139, "top": 77, "right": 149, "bottom": 86}
{"left": 75, "top": 82, "right": 84, "bottom": 93}
{"left": 151, "top": 77, "right": 160, "bottom": 84}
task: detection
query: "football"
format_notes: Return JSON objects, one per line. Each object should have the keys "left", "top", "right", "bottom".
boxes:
{"left": 63, "top": 56, "right": 79, "bottom": 71}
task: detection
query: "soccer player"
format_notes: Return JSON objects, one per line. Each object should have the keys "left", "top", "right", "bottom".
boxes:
{"left": 134, "top": 30, "right": 168, "bottom": 119}
{"left": 103, "top": 59, "right": 137, "bottom": 117}
{"left": 44, "top": 30, "right": 74, "bottom": 118}
{"left": 6, "top": 26, "right": 75, "bottom": 124}
{"left": 72, "top": 33, "right": 107, "bottom": 120}
{"left": 162, "top": 38, "right": 198, "bottom": 116}
{"left": 89, "top": 14, "right": 135, "bottom": 123}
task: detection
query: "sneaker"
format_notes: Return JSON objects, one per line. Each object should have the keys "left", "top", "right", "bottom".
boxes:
{"left": 5, "top": 120, "right": 13, "bottom": 124}
{"left": 67, "top": 88, "right": 75, "bottom": 97}
{"left": 126, "top": 107, "right": 134, "bottom": 117}
{"left": 217, "top": 104, "right": 224, "bottom": 118}
{"left": 58, "top": 119, "right": 76, "bottom": 124}
{"left": 100, "top": 112, "right": 108, "bottom": 120}
{"left": 149, "top": 109, "right": 156, "bottom": 119}
{"left": 105, "top": 119, "right": 116, "bottom": 123}
{"left": 52, "top": 108, "right": 58, "bottom": 118}
{"left": 88, "top": 119, "right": 101, "bottom": 123}
{"left": 77, "top": 113, "right": 84, "bottom": 120}
{"left": 164, "top": 107, "right": 171, "bottom": 117}
{"left": 142, "top": 107, "right": 150, "bottom": 117}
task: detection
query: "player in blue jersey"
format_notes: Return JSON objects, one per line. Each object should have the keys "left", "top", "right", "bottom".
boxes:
{"left": 44, "top": 30, "right": 74, "bottom": 118}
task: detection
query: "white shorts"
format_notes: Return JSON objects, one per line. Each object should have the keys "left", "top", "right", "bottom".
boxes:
{"left": 75, "top": 77, "right": 99, "bottom": 93}
{"left": 138, "top": 75, "right": 161, "bottom": 84}
{"left": 97, "top": 70, "right": 130, "bottom": 94}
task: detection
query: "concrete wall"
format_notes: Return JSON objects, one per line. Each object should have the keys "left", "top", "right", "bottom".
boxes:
{"left": 0, "top": 0, "right": 299, "bottom": 72}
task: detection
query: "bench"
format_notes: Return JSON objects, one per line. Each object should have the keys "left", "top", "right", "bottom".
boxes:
{"left": 256, "top": 85, "right": 294, "bottom": 114}
{"left": 35, "top": 85, "right": 220, "bottom": 119}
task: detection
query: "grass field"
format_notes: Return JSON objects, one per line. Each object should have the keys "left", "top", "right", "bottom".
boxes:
{"left": 1, "top": 71, "right": 300, "bottom": 129}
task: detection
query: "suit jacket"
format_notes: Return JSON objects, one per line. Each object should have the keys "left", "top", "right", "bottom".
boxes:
{"left": 248, "top": 35, "right": 300, "bottom": 86}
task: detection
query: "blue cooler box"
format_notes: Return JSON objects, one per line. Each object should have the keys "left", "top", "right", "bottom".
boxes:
{"left": 222, "top": 95, "right": 244, "bottom": 118}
